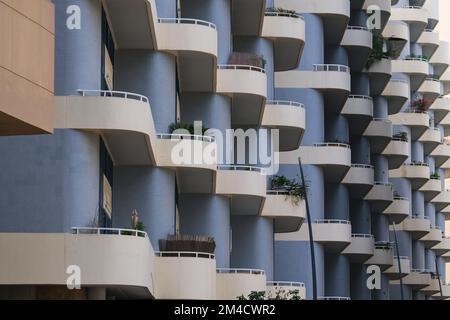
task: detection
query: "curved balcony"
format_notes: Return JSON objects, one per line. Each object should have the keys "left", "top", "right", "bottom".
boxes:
{"left": 102, "top": 0, "right": 158, "bottom": 49}
{"left": 433, "top": 284, "right": 450, "bottom": 299}
{"left": 363, "top": 118, "right": 393, "bottom": 153}
{"left": 342, "top": 234, "right": 375, "bottom": 263}
{"left": 430, "top": 96, "right": 450, "bottom": 124}
{"left": 231, "top": 0, "right": 265, "bottom": 36}
{"left": 389, "top": 110, "right": 430, "bottom": 140}
{"left": 432, "top": 237, "right": 450, "bottom": 256}
{"left": 383, "top": 196, "right": 410, "bottom": 223}
{"left": 262, "top": 191, "right": 306, "bottom": 233}
{"left": 384, "top": 256, "right": 411, "bottom": 280}
{"left": 279, "top": 143, "right": 352, "bottom": 183}
{"left": 341, "top": 26, "right": 373, "bottom": 71}
{"left": 364, "top": 182, "right": 394, "bottom": 212}
{"left": 157, "top": 18, "right": 217, "bottom": 92}
{"left": 381, "top": 79, "right": 409, "bottom": 115}
{"left": 266, "top": 282, "right": 306, "bottom": 300}
{"left": 216, "top": 165, "right": 267, "bottom": 216}
{"left": 417, "top": 29, "right": 440, "bottom": 58}
{"left": 155, "top": 251, "right": 216, "bottom": 299}
{"left": 391, "top": 58, "right": 429, "bottom": 90}
{"left": 430, "top": 143, "right": 450, "bottom": 167}
{"left": 0, "top": 229, "right": 156, "bottom": 299}
{"left": 391, "top": 5, "right": 428, "bottom": 42}
{"left": 382, "top": 21, "right": 409, "bottom": 59}
{"left": 276, "top": 220, "right": 352, "bottom": 253}
{"left": 364, "top": 57, "right": 392, "bottom": 95}
{"left": 341, "top": 95, "right": 373, "bottom": 135}
{"left": 442, "top": 69, "right": 450, "bottom": 95}
{"left": 276, "top": 64, "right": 351, "bottom": 113}
{"left": 419, "top": 179, "right": 442, "bottom": 201}
{"left": 364, "top": 242, "right": 394, "bottom": 271}
{"left": 421, "top": 275, "right": 441, "bottom": 295}
{"left": 398, "top": 215, "right": 431, "bottom": 239}
{"left": 441, "top": 113, "right": 450, "bottom": 136}
{"left": 429, "top": 41, "right": 450, "bottom": 78}
{"left": 217, "top": 65, "right": 267, "bottom": 126}
{"left": 54, "top": 91, "right": 156, "bottom": 165}
{"left": 418, "top": 127, "right": 441, "bottom": 154}
{"left": 216, "top": 269, "right": 266, "bottom": 300}
{"left": 363, "top": 0, "right": 391, "bottom": 34}
{"left": 276, "top": 0, "right": 350, "bottom": 44}
{"left": 390, "top": 163, "right": 430, "bottom": 190}
{"left": 423, "top": 0, "right": 439, "bottom": 28}
{"left": 342, "top": 164, "right": 375, "bottom": 198}
{"left": 261, "top": 101, "right": 305, "bottom": 151}
{"left": 403, "top": 269, "right": 432, "bottom": 290}
{"left": 262, "top": 12, "right": 305, "bottom": 71}
{"left": 431, "top": 191, "right": 450, "bottom": 212}
{"left": 156, "top": 134, "right": 217, "bottom": 193}
{"left": 310, "top": 220, "right": 352, "bottom": 253}
{"left": 382, "top": 138, "right": 409, "bottom": 169}
{"left": 417, "top": 78, "right": 442, "bottom": 104}
{"left": 420, "top": 226, "right": 443, "bottom": 248}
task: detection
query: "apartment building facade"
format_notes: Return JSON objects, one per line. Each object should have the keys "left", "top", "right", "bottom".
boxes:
{"left": 1, "top": 0, "right": 450, "bottom": 300}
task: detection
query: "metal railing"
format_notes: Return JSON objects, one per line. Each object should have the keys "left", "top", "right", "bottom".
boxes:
{"left": 407, "top": 162, "right": 429, "bottom": 167}
{"left": 313, "top": 64, "right": 349, "bottom": 73}
{"left": 411, "top": 214, "right": 430, "bottom": 220}
{"left": 216, "top": 268, "right": 265, "bottom": 275}
{"left": 158, "top": 18, "right": 216, "bottom": 30}
{"left": 389, "top": 79, "right": 409, "bottom": 84}
{"left": 314, "top": 219, "right": 351, "bottom": 225}
{"left": 393, "top": 196, "right": 408, "bottom": 201}
{"left": 351, "top": 164, "right": 374, "bottom": 169}
{"left": 425, "top": 77, "right": 441, "bottom": 82}
{"left": 71, "top": 227, "right": 147, "bottom": 238}
{"left": 374, "top": 181, "right": 393, "bottom": 187}
{"left": 155, "top": 251, "right": 215, "bottom": 259}
{"left": 410, "top": 268, "right": 430, "bottom": 274}
{"left": 372, "top": 117, "right": 392, "bottom": 123}
{"left": 266, "top": 100, "right": 305, "bottom": 108}
{"left": 318, "top": 296, "right": 351, "bottom": 301}
{"left": 346, "top": 25, "right": 369, "bottom": 31}
{"left": 374, "top": 241, "right": 393, "bottom": 249}
{"left": 266, "top": 190, "right": 291, "bottom": 196}
{"left": 77, "top": 89, "right": 149, "bottom": 103}
{"left": 217, "top": 64, "right": 266, "bottom": 74}
{"left": 351, "top": 233, "right": 374, "bottom": 239}
{"left": 264, "top": 11, "right": 303, "bottom": 19}
{"left": 347, "top": 94, "right": 373, "bottom": 100}
{"left": 157, "top": 133, "right": 215, "bottom": 143}
{"left": 404, "top": 107, "right": 428, "bottom": 114}
{"left": 267, "top": 281, "right": 305, "bottom": 287}
{"left": 313, "top": 142, "right": 351, "bottom": 148}
{"left": 217, "top": 165, "right": 266, "bottom": 173}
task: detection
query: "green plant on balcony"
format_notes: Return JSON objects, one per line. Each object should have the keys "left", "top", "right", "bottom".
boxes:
{"left": 271, "top": 175, "right": 307, "bottom": 206}
{"left": 430, "top": 173, "right": 441, "bottom": 180}
{"left": 365, "top": 35, "right": 401, "bottom": 69}
{"left": 265, "top": 7, "right": 297, "bottom": 15}
{"left": 169, "top": 122, "right": 209, "bottom": 135}
{"left": 406, "top": 53, "right": 430, "bottom": 62}
{"left": 393, "top": 131, "right": 408, "bottom": 142}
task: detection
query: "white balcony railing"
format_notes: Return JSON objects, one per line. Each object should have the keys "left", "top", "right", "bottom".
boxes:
{"left": 71, "top": 227, "right": 147, "bottom": 238}
{"left": 77, "top": 89, "right": 149, "bottom": 103}
{"left": 155, "top": 251, "right": 215, "bottom": 259}
{"left": 217, "top": 64, "right": 266, "bottom": 74}
{"left": 313, "top": 64, "right": 350, "bottom": 73}
{"left": 158, "top": 18, "right": 217, "bottom": 30}
{"left": 217, "top": 268, "right": 265, "bottom": 275}
{"left": 157, "top": 133, "right": 215, "bottom": 143}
